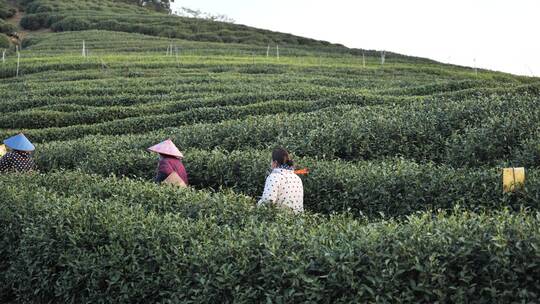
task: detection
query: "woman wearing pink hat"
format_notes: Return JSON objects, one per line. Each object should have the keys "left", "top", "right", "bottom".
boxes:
{"left": 147, "top": 139, "right": 189, "bottom": 187}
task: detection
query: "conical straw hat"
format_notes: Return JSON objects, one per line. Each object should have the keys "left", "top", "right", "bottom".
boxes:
{"left": 147, "top": 139, "right": 183, "bottom": 158}
{"left": 4, "top": 133, "right": 35, "bottom": 152}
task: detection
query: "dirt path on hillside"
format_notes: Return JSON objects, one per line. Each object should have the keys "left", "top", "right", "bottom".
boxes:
{"left": 5, "top": 3, "right": 51, "bottom": 46}
{"left": 7, "top": 9, "right": 22, "bottom": 27}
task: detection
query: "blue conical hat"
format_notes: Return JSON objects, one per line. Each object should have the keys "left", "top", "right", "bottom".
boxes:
{"left": 4, "top": 133, "right": 35, "bottom": 152}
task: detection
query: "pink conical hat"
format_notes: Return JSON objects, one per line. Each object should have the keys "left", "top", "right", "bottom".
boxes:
{"left": 147, "top": 139, "right": 184, "bottom": 158}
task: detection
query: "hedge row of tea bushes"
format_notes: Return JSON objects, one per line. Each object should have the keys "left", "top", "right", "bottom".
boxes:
{"left": 0, "top": 101, "right": 360, "bottom": 142}
{"left": 29, "top": 94, "right": 540, "bottom": 168}
{"left": 20, "top": 30, "right": 347, "bottom": 57}
{"left": 185, "top": 150, "right": 540, "bottom": 216}
{"left": 376, "top": 79, "right": 497, "bottom": 96}
{"left": 0, "top": 58, "right": 103, "bottom": 78}
{"left": 1, "top": 175, "right": 540, "bottom": 302}
{"left": 33, "top": 143, "right": 540, "bottom": 217}
{"left": 432, "top": 80, "right": 540, "bottom": 100}
{"left": 0, "top": 86, "right": 419, "bottom": 129}
{"left": 0, "top": 62, "right": 435, "bottom": 109}
{"left": 0, "top": 171, "right": 277, "bottom": 225}
{"left": 0, "top": 54, "right": 481, "bottom": 100}
{"left": 0, "top": 78, "right": 534, "bottom": 134}
{"left": 2, "top": 65, "right": 532, "bottom": 105}
{"left": 3, "top": 78, "right": 532, "bottom": 130}
{"left": 0, "top": 99, "right": 326, "bottom": 131}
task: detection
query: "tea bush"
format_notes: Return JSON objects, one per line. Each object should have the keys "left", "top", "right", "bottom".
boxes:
{"left": 33, "top": 146, "right": 540, "bottom": 217}
{"left": 27, "top": 94, "right": 540, "bottom": 168}
{"left": 1, "top": 183, "right": 539, "bottom": 302}
{"left": 0, "top": 171, "right": 280, "bottom": 225}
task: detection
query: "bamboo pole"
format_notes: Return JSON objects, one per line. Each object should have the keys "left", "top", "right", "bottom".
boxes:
{"left": 175, "top": 45, "right": 179, "bottom": 66}
{"left": 16, "top": 51, "right": 20, "bottom": 77}
{"left": 362, "top": 52, "right": 366, "bottom": 67}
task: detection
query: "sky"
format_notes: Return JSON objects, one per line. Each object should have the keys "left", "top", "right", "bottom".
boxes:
{"left": 172, "top": 0, "right": 540, "bottom": 77}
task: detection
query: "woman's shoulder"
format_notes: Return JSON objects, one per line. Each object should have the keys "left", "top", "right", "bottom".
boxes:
{"left": 267, "top": 170, "right": 286, "bottom": 180}
{"left": 2, "top": 151, "right": 16, "bottom": 159}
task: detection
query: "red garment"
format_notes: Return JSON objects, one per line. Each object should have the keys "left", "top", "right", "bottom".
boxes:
{"left": 156, "top": 156, "right": 189, "bottom": 185}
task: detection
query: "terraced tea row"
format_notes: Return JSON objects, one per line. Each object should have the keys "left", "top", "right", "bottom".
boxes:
{"left": 0, "top": 52, "right": 482, "bottom": 86}
{"left": 0, "top": 90, "right": 423, "bottom": 129}
{"left": 0, "top": 171, "right": 272, "bottom": 224}
{"left": 2, "top": 172, "right": 539, "bottom": 302}
{"left": 22, "top": 95, "right": 540, "bottom": 167}
{"left": 23, "top": 30, "right": 376, "bottom": 58}
{"left": 32, "top": 142, "right": 540, "bottom": 217}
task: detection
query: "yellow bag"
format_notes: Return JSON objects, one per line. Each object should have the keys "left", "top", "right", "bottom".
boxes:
{"left": 163, "top": 172, "right": 187, "bottom": 188}
{"left": 0, "top": 144, "right": 6, "bottom": 157}
{"left": 503, "top": 167, "right": 525, "bottom": 193}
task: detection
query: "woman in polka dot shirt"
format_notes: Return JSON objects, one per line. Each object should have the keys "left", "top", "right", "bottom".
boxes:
{"left": 257, "top": 147, "right": 304, "bottom": 213}
{"left": 0, "top": 133, "right": 36, "bottom": 173}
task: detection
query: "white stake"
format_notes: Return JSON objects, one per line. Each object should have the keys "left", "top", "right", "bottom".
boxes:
{"left": 362, "top": 52, "right": 366, "bottom": 67}
{"left": 82, "top": 40, "right": 86, "bottom": 57}
{"left": 266, "top": 45, "right": 270, "bottom": 57}
{"left": 2, "top": 49, "right": 5, "bottom": 64}
{"left": 276, "top": 45, "right": 279, "bottom": 60}
{"left": 381, "top": 51, "right": 385, "bottom": 65}
{"left": 16, "top": 51, "right": 20, "bottom": 77}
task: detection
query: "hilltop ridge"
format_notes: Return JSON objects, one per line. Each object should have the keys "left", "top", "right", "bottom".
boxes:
{"left": 11, "top": 0, "right": 442, "bottom": 62}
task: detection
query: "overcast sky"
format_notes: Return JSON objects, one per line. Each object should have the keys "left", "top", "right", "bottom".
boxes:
{"left": 172, "top": 0, "right": 539, "bottom": 77}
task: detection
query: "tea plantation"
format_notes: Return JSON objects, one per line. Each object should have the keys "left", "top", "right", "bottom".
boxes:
{"left": 1, "top": 0, "right": 540, "bottom": 302}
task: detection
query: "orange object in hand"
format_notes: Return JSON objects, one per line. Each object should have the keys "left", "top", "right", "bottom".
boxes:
{"left": 294, "top": 168, "right": 309, "bottom": 175}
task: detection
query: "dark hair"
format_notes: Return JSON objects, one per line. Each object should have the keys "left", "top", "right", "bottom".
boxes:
{"left": 272, "top": 147, "right": 294, "bottom": 167}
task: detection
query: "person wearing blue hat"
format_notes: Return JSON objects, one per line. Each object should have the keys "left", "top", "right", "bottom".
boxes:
{"left": 0, "top": 133, "right": 36, "bottom": 173}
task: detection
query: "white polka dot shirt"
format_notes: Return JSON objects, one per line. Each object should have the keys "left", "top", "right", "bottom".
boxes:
{"left": 258, "top": 168, "right": 304, "bottom": 213}
{"left": 0, "top": 151, "right": 35, "bottom": 173}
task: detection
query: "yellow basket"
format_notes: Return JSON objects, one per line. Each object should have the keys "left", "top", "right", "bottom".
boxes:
{"left": 0, "top": 144, "right": 6, "bottom": 157}
{"left": 502, "top": 167, "right": 525, "bottom": 193}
